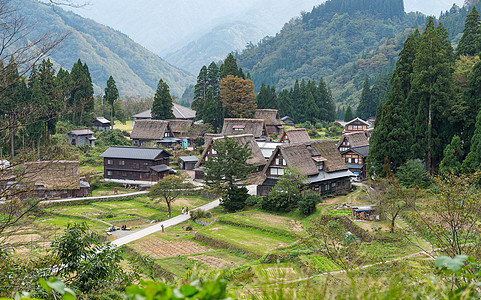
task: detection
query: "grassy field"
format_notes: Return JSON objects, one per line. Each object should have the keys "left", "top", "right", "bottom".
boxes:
{"left": 198, "top": 223, "right": 296, "bottom": 255}
{"left": 114, "top": 120, "right": 133, "bottom": 131}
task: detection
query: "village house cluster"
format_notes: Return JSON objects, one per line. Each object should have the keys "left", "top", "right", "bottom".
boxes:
{"left": 2, "top": 105, "right": 373, "bottom": 200}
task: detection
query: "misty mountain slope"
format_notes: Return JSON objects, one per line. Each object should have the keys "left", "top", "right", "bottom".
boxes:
{"left": 18, "top": 0, "right": 194, "bottom": 97}
{"left": 68, "top": 0, "right": 323, "bottom": 56}
{"left": 165, "top": 22, "right": 268, "bottom": 75}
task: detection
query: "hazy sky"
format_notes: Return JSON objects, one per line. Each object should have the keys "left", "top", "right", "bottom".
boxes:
{"left": 404, "top": 0, "right": 465, "bottom": 16}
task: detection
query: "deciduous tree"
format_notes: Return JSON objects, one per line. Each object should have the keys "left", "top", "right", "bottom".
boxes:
{"left": 220, "top": 75, "right": 256, "bottom": 118}
{"left": 149, "top": 174, "right": 195, "bottom": 218}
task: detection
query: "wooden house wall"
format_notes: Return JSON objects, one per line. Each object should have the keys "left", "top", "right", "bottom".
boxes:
{"left": 345, "top": 121, "right": 368, "bottom": 131}
{"left": 103, "top": 156, "right": 170, "bottom": 182}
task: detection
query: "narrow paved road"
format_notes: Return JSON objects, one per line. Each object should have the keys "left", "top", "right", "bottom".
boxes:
{"left": 111, "top": 198, "right": 221, "bottom": 247}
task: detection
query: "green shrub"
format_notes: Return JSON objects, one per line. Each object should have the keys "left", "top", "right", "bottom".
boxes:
{"left": 298, "top": 195, "right": 318, "bottom": 215}
{"left": 261, "top": 193, "right": 294, "bottom": 213}
{"left": 245, "top": 195, "right": 262, "bottom": 207}
{"left": 191, "top": 209, "right": 212, "bottom": 221}
{"left": 221, "top": 186, "right": 249, "bottom": 212}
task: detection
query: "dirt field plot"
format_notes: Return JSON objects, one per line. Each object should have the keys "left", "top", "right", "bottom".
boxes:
{"left": 131, "top": 237, "right": 213, "bottom": 258}
{"left": 190, "top": 255, "right": 238, "bottom": 269}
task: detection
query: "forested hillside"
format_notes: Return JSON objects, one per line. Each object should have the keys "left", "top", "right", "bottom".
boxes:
{"left": 165, "top": 22, "right": 267, "bottom": 75}
{"left": 235, "top": 0, "right": 426, "bottom": 108}
{"left": 18, "top": 0, "right": 194, "bottom": 97}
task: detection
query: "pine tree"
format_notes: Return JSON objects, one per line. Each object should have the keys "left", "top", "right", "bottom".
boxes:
{"left": 344, "top": 105, "right": 354, "bottom": 122}
{"left": 104, "top": 75, "right": 119, "bottom": 129}
{"left": 69, "top": 59, "right": 94, "bottom": 126}
{"left": 356, "top": 75, "right": 372, "bottom": 119}
{"left": 410, "top": 19, "right": 455, "bottom": 174}
{"left": 152, "top": 78, "right": 175, "bottom": 120}
{"left": 456, "top": 7, "right": 481, "bottom": 57}
{"left": 440, "top": 135, "right": 463, "bottom": 174}
{"left": 192, "top": 65, "right": 208, "bottom": 116}
{"left": 318, "top": 78, "right": 336, "bottom": 121}
{"left": 207, "top": 62, "right": 222, "bottom": 132}
{"left": 256, "top": 82, "right": 277, "bottom": 109}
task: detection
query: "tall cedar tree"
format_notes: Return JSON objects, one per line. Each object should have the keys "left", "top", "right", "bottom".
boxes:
{"left": 220, "top": 53, "right": 240, "bottom": 78}
{"left": 104, "top": 75, "right": 119, "bottom": 129}
{"left": 1, "top": 59, "right": 27, "bottom": 157}
{"left": 440, "top": 135, "right": 463, "bottom": 174}
{"left": 356, "top": 75, "right": 372, "bottom": 119}
{"left": 462, "top": 108, "right": 481, "bottom": 171}
{"left": 456, "top": 7, "right": 481, "bottom": 57}
{"left": 368, "top": 75, "right": 412, "bottom": 175}
{"left": 344, "top": 105, "right": 354, "bottom": 122}
{"left": 192, "top": 66, "right": 207, "bottom": 115}
{"left": 256, "top": 82, "right": 277, "bottom": 109}
{"left": 69, "top": 59, "right": 94, "bottom": 126}
{"left": 318, "top": 78, "right": 336, "bottom": 122}
{"left": 207, "top": 62, "right": 222, "bottom": 132}
{"left": 463, "top": 61, "right": 481, "bottom": 146}
{"left": 220, "top": 75, "right": 256, "bottom": 118}
{"left": 152, "top": 78, "right": 175, "bottom": 120}
{"left": 203, "top": 137, "right": 256, "bottom": 192}
{"left": 410, "top": 18, "right": 455, "bottom": 174}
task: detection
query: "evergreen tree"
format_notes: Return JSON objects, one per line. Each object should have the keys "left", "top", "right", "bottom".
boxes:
{"left": 440, "top": 135, "right": 463, "bottom": 174}
{"left": 192, "top": 65, "right": 208, "bottom": 115}
{"left": 256, "top": 82, "right": 277, "bottom": 109}
{"left": 368, "top": 75, "right": 412, "bottom": 174}
{"left": 410, "top": 19, "right": 456, "bottom": 174}
{"left": 277, "top": 89, "right": 292, "bottom": 118}
{"left": 206, "top": 62, "right": 222, "bottom": 132}
{"left": 456, "top": 7, "right": 481, "bottom": 56}
{"left": 318, "top": 78, "right": 336, "bottom": 121}
{"left": 344, "top": 105, "right": 354, "bottom": 122}
{"left": 104, "top": 75, "right": 119, "bottom": 129}
{"left": 356, "top": 75, "right": 372, "bottom": 119}
{"left": 152, "top": 78, "right": 175, "bottom": 120}
{"left": 462, "top": 108, "right": 481, "bottom": 172}
{"left": 220, "top": 53, "right": 240, "bottom": 78}
{"left": 69, "top": 59, "right": 94, "bottom": 126}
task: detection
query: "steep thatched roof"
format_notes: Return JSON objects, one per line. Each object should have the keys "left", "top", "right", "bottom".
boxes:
{"left": 131, "top": 120, "right": 170, "bottom": 140}
{"left": 279, "top": 128, "right": 311, "bottom": 144}
{"left": 337, "top": 132, "right": 369, "bottom": 148}
{"left": 254, "top": 109, "right": 284, "bottom": 126}
{"left": 196, "top": 134, "right": 266, "bottom": 168}
{"left": 203, "top": 133, "right": 223, "bottom": 147}
{"left": 132, "top": 104, "right": 196, "bottom": 120}
{"left": 24, "top": 161, "right": 80, "bottom": 190}
{"left": 167, "top": 119, "right": 193, "bottom": 136}
{"left": 265, "top": 140, "right": 347, "bottom": 176}
{"left": 221, "top": 119, "right": 267, "bottom": 138}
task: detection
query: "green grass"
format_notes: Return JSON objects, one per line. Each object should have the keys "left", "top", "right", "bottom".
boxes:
{"left": 156, "top": 256, "right": 202, "bottom": 277}
{"left": 198, "top": 223, "right": 296, "bottom": 255}
{"left": 114, "top": 120, "right": 133, "bottom": 131}
{"left": 217, "top": 210, "right": 301, "bottom": 237}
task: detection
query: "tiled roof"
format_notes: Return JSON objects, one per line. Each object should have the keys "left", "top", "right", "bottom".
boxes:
{"left": 100, "top": 146, "right": 171, "bottom": 160}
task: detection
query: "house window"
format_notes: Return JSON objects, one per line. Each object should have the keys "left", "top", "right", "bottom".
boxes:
{"left": 317, "top": 163, "right": 324, "bottom": 171}
{"left": 107, "top": 171, "right": 112, "bottom": 176}
{"left": 164, "top": 132, "right": 170, "bottom": 137}
{"left": 119, "top": 160, "right": 125, "bottom": 166}
{"left": 270, "top": 167, "right": 284, "bottom": 176}
{"left": 354, "top": 158, "right": 359, "bottom": 163}
{"left": 144, "top": 162, "right": 149, "bottom": 166}
{"left": 332, "top": 182, "right": 336, "bottom": 187}
{"left": 233, "top": 125, "right": 245, "bottom": 131}
{"left": 133, "top": 163, "right": 139, "bottom": 169}
{"left": 107, "top": 160, "right": 112, "bottom": 165}
{"left": 275, "top": 158, "right": 284, "bottom": 165}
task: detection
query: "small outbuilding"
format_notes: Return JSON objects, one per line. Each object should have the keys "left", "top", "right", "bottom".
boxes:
{"left": 92, "top": 117, "right": 111, "bottom": 131}
{"left": 67, "top": 129, "right": 96, "bottom": 147}
{"left": 179, "top": 156, "right": 199, "bottom": 170}
{"left": 352, "top": 205, "right": 378, "bottom": 221}
{"left": 281, "top": 116, "right": 295, "bottom": 126}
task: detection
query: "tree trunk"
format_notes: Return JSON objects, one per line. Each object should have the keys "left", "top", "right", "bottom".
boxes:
{"left": 10, "top": 125, "right": 15, "bottom": 158}
{"left": 111, "top": 104, "right": 114, "bottom": 130}
{"left": 167, "top": 200, "right": 171, "bottom": 218}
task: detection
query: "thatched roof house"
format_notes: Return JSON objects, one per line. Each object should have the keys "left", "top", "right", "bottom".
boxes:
{"left": 258, "top": 140, "right": 353, "bottom": 196}
{"left": 196, "top": 134, "right": 266, "bottom": 169}
{"left": 167, "top": 119, "right": 193, "bottom": 138}
{"left": 24, "top": 161, "right": 80, "bottom": 190}
{"left": 337, "top": 131, "right": 369, "bottom": 152}
{"left": 203, "top": 133, "right": 223, "bottom": 147}
{"left": 221, "top": 118, "right": 268, "bottom": 138}
{"left": 279, "top": 128, "right": 311, "bottom": 144}
{"left": 130, "top": 120, "right": 173, "bottom": 146}
{"left": 254, "top": 109, "right": 284, "bottom": 135}
{"left": 131, "top": 103, "right": 196, "bottom": 121}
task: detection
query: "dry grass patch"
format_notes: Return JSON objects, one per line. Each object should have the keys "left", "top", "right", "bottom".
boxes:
{"left": 131, "top": 236, "right": 212, "bottom": 258}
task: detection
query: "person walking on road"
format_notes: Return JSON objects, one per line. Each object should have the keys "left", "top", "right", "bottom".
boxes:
{"left": 186, "top": 207, "right": 189, "bottom": 215}
{"left": 182, "top": 207, "right": 185, "bottom": 215}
